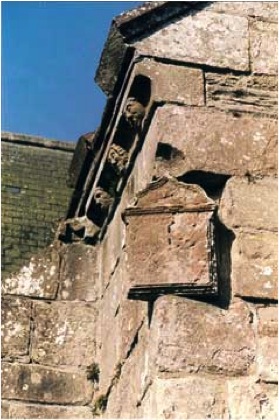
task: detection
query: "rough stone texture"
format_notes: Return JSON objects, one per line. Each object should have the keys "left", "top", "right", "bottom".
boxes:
{"left": 206, "top": 73, "right": 277, "bottom": 117}
{"left": 228, "top": 378, "right": 278, "bottom": 420}
{"left": 1, "top": 135, "right": 74, "bottom": 277}
{"left": 1, "top": 245, "right": 60, "bottom": 298}
{"left": 150, "top": 377, "right": 228, "bottom": 419}
{"left": 250, "top": 20, "right": 278, "bottom": 75}
{"left": 31, "top": 301, "right": 97, "bottom": 367}
{"left": 105, "top": 326, "right": 150, "bottom": 419}
{"left": 135, "top": 10, "right": 249, "bottom": 71}
{"left": 231, "top": 231, "right": 278, "bottom": 300}
{"left": 126, "top": 212, "right": 215, "bottom": 288}
{"left": 59, "top": 243, "right": 99, "bottom": 301}
{"left": 1, "top": 298, "right": 31, "bottom": 362}
{"left": 206, "top": 2, "right": 278, "bottom": 22}
{"left": 134, "top": 59, "right": 204, "bottom": 106}
{"left": 1, "top": 363, "right": 93, "bottom": 405}
{"left": 150, "top": 296, "right": 256, "bottom": 376}
{"left": 153, "top": 105, "right": 277, "bottom": 178}
{"left": 257, "top": 336, "right": 278, "bottom": 383}
{"left": 257, "top": 305, "right": 278, "bottom": 336}
{"left": 219, "top": 178, "right": 277, "bottom": 232}
{"left": 2, "top": 401, "right": 93, "bottom": 419}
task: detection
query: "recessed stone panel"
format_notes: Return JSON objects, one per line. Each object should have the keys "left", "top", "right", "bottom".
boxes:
{"left": 124, "top": 179, "right": 217, "bottom": 299}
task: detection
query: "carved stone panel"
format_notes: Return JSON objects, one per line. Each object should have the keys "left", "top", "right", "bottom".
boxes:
{"left": 124, "top": 178, "right": 218, "bottom": 299}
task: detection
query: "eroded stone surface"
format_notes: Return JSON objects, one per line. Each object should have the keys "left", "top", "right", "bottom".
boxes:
{"left": 231, "top": 231, "right": 278, "bottom": 300}
{"left": 153, "top": 106, "right": 277, "bottom": 178}
{"left": 31, "top": 301, "right": 97, "bottom": 367}
{"left": 135, "top": 59, "right": 204, "bottom": 106}
{"left": 59, "top": 243, "right": 99, "bottom": 301}
{"left": 150, "top": 377, "right": 228, "bottom": 419}
{"left": 206, "top": 2, "right": 278, "bottom": 22}
{"left": 219, "top": 178, "right": 277, "bottom": 232}
{"left": 228, "top": 378, "right": 278, "bottom": 420}
{"left": 150, "top": 296, "right": 256, "bottom": 375}
{"left": 250, "top": 20, "right": 278, "bottom": 75}
{"left": 257, "top": 336, "right": 278, "bottom": 382}
{"left": 206, "top": 73, "right": 277, "bottom": 116}
{"left": 135, "top": 10, "right": 249, "bottom": 71}
{"left": 1, "top": 246, "right": 60, "bottom": 298}
{"left": 2, "top": 401, "right": 93, "bottom": 419}
{"left": 1, "top": 298, "right": 31, "bottom": 361}
{"left": 257, "top": 306, "right": 278, "bottom": 336}
{"left": 1, "top": 363, "right": 93, "bottom": 404}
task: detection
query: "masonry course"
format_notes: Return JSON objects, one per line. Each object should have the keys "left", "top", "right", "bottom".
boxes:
{"left": 1, "top": 2, "right": 277, "bottom": 419}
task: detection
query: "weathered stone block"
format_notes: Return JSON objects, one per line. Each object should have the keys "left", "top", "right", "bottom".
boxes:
{"left": 150, "top": 296, "right": 255, "bottom": 375}
{"left": 206, "top": 2, "right": 278, "bottom": 22}
{"left": 59, "top": 243, "right": 99, "bottom": 301}
{"left": 257, "top": 306, "right": 278, "bottom": 336}
{"left": 1, "top": 246, "right": 60, "bottom": 298}
{"left": 219, "top": 178, "right": 277, "bottom": 232}
{"left": 135, "top": 10, "right": 249, "bottom": 71}
{"left": 206, "top": 73, "right": 277, "bottom": 116}
{"left": 1, "top": 298, "right": 31, "bottom": 361}
{"left": 1, "top": 363, "right": 93, "bottom": 405}
{"left": 2, "top": 401, "right": 93, "bottom": 419}
{"left": 228, "top": 378, "right": 278, "bottom": 420}
{"left": 153, "top": 106, "right": 277, "bottom": 178}
{"left": 105, "top": 326, "right": 150, "bottom": 419}
{"left": 250, "top": 20, "right": 278, "bottom": 75}
{"left": 150, "top": 377, "right": 228, "bottom": 419}
{"left": 231, "top": 231, "right": 278, "bottom": 300}
{"left": 134, "top": 59, "right": 204, "bottom": 106}
{"left": 257, "top": 336, "right": 278, "bottom": 382}
{"left": 31, "top": 301, "right": 97, "bottom": 367}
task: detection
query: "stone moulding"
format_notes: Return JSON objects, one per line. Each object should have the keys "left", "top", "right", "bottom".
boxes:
{"left": 64, "top": 56, "right": 204, "bottom": 244}
{"left": 123, "top": 178, "right": 218, "bottom": 300}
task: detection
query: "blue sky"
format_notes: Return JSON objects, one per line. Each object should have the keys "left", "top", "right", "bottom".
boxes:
{"left": 1, "top": 1, "right": 141, "bottom": 142}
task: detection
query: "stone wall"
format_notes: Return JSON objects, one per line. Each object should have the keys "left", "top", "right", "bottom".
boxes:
{"left": 1, "top": 2, "right": 277, "bottom": 419}
{"left": 1, "top": 132, "right": 75, "bottom": 277}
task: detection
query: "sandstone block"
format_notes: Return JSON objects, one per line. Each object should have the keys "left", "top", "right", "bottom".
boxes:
{"left": 250, "top": 20, "right": 278, "bottom": 75}
{"left": 105, "top": 327, "right": 150, "bottom": 419}
{"left": 228, "top": 378, "right": 278, "bottom": 420}
{"left": 1, "top": 246, "right": 60, "bottom": 298}
{"left": 59, "top": 243, "right": 99, "bottom": 301}
{"left": 1, "top": 401, "right": 9, "bottom": 419}
{"left": 150, "top": 296, "right": 255, "bottom": 375}
{"left": 135, "top": 10, "right": 249, "bottom": 71}
{"left": 206, "top": 2, "right": 278, "bottom": 22}
{"left": 1, "top": 298, "right": 31, "bottom": 361}
{"left": 219, "top": 178, "right": 277, "bottom": 232}
{"left": 134, "top": 59, "right": 204, "bottom": 106}
{"left": 257, "top": 336, "right": 278, "bottom": 382}
{"left": 257, "top": 306, "right": 278, "bottom": 336}
{"left": 153, "top": 106, "right": 277, "bottom": 178}
{"left": 231, "top": 231, "right": 277, "bottom": 300}
{"left": 206, "top": 73, "right": 277, "bottom": 116}
{"left": 31, "top": 301, "right": 97, "bottom": 367}
{"left": 2, "top": 401, "right": 93, "bottom": 419}
{"left": 1, "top": 363, "right": 93, "bottom": 405}
{"left": 150, "top": 377, "right": 228, "bottom": 419}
